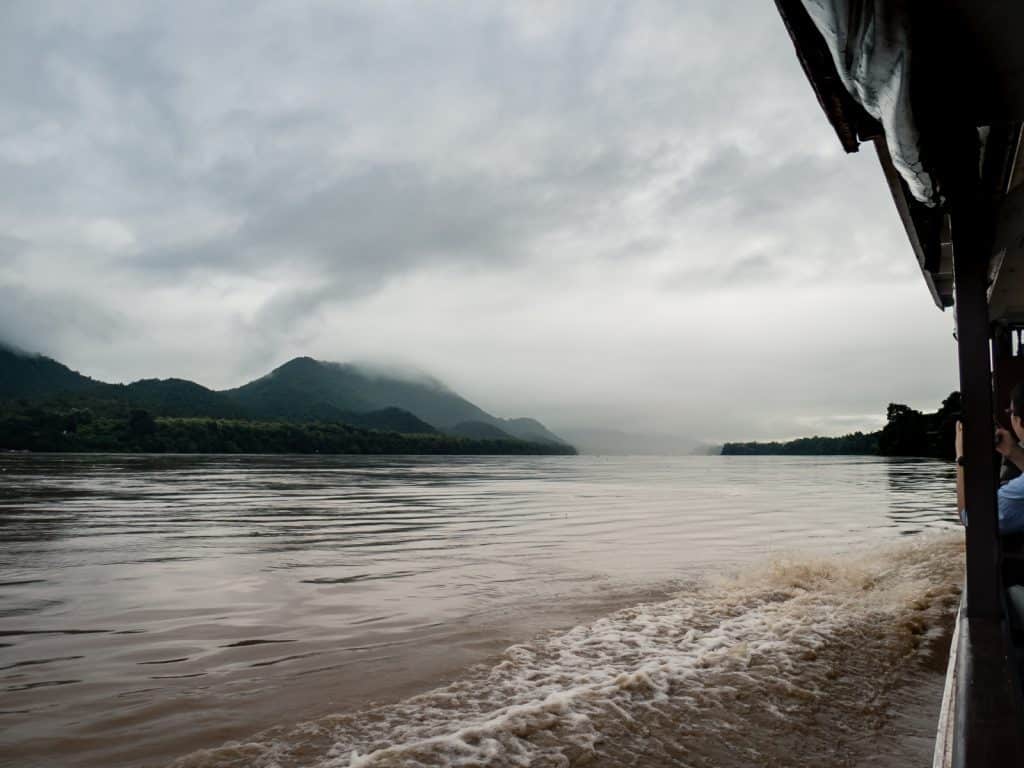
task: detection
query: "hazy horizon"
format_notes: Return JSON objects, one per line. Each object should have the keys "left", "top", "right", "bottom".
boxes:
{"left": 0, "top": 1, "right": 958, "bottom": 443}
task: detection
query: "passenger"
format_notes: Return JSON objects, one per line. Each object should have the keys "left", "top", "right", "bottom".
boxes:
{"left": 956, "top": 383, "right": 1024, "bottom": 534}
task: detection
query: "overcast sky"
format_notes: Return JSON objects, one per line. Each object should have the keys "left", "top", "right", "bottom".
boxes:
{"left": 0, "top": 0, "right": 958, "bottom": 441}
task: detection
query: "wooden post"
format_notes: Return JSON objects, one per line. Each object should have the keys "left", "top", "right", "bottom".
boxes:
{"left": 947, "top": 131, "right": 1024, "bottom": 768}
{"left": 992, "top": 325, "right": 1011, "bottom": 431}
{"left": 950, "top": 200, "right": 1024, "bottom": 767}
{"left": 951, "top": 204, "right": 1002, "bottom": 619}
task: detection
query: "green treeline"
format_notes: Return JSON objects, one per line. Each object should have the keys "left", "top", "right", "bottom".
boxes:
{"left": 0, "top": 406, "right": 575, "bottom": 456}
{"left": 721, "top": 392, "right": 961, "bottom": 459}
{"left": 720, "top": 431, "right": 880, "bottom": 456}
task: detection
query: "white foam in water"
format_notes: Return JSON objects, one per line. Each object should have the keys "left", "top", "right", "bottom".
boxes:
{"left": 173, "top": 532, "right": 963, "bottom": 768}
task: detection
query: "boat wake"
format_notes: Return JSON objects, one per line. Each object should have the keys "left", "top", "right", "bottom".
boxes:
{"left": 172, "top": 532, "right": 962, "bottom": 768}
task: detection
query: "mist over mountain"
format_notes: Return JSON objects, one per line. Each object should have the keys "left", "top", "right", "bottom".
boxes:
{"left": 228, "top": 357, "right": 482, "bottom": 428}
{"left": 0, "top": 346, "right": 569, "bottom": 452}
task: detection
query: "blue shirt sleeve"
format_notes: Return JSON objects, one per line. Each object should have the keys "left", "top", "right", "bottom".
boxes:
{"left": 960, "top": 474, "right": 1024, "bottom": 533}
{"left": 998, "top": 475, "right": 1024, "bottom": 534}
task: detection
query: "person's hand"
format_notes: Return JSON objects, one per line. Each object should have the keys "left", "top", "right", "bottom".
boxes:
{"left": 999, "top": 428, "right": 1015, "bottom": 456}
{"left": 996, "top": 426, "right": 1017, "bottom": 456}
{"left": 955, "top": 420, "right": 964, "bottom": 458}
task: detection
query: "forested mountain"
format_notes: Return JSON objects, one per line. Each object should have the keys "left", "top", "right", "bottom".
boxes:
{"left": 335, "top": 407, "right": 438, "bottom": 434}
{"left": 448, "top": 420, "right": 514, "bottom": 440}
{"left": 225, "top": 356, "right": 485, "bottom": 427}
{"left": 227, "top": 357, "right": 567, "bottom": 444}
{"left": 500, "top": 417, "right": 567, "bottom": 445}
{"left": 0, "top": 347, "right": 571, "bottom": 455}
{"left": 0, "top": 346, "right": 105, "bottom": 398}
{"left": 121, "top": 378, "right": 250, "bottom": 419}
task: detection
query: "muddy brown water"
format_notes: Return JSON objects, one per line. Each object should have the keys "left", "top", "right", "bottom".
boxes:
{"left": 0, "top": 454, "right": 961, "bottom": 767}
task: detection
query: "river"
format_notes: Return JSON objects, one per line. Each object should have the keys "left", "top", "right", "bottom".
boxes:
{"left": 0, "top": 454, "right": 961, "bottom": 767}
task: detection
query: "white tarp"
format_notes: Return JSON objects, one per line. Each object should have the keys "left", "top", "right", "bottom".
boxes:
{"left": 800, "top": 0, "right": 939, "bottom": 205}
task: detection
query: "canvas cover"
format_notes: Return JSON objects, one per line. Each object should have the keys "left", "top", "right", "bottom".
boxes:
{"left": 800, "top": 0, "right": 939, "bottom": 205}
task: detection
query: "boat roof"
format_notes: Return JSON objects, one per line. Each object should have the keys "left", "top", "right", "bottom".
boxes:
{"left": 774, "top": 0, "right": 1024, "bottom": 315}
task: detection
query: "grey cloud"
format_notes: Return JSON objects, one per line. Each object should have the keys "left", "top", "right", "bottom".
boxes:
{"left": 659, "top": 253, "right": 787, "bottom": 295}
{"left": 0, "top": 283, "right": 123, "bottom": 357}
{"left": 667, "top": 145, "right": 840, "bottom": 221}
{"left": 0, "top": 0, "right": 957, "bottom": 439}
{"left": 656, "top": 140, "right": 914, "bottom": 290}
{"left": 128, "top": 142, "right": 653, "bottom": 331}
{"left": 0, "top": 234, "right": 27, "bottom": 265}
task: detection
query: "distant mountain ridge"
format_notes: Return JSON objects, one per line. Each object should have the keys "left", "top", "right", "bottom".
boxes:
{"left": 0, "top": 347, "right": 569, "bottom": 448}
{"left": 0, "top": 346, "right": 104, "bottom": 398}
{"left": 226, "top": 357, "right": 569, "bottom": 444}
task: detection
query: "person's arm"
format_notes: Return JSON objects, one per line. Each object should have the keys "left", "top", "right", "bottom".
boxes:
{"left": 997, "top": 426, "right": 1024, "bottom": 472}
{"left": 956, "top": 421, "right": 966, "bottom": 523}
{"left": 999, "top": 477, "right": 1024, "bottom": 534}
{"left": 955, "top": 421, "right": 1024, "bottom": 528}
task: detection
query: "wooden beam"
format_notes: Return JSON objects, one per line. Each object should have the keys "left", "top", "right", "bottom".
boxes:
{"left": 988, "top": 184, "right": 1024, "bottom": 320}
{"left": 952, "top": 612, "right": 1024, "bottom": 766}
{"left": 992, "top": 326, "right": 1018, "bottom": 434}
{"left": 947, "top": 121, "right": 1024, "bottom": 768}
{"left": 951, "top": 199, "right": 1002, "bottom": 619}
{"left": 873, "top": 138, "right": 948, "bottom": 309}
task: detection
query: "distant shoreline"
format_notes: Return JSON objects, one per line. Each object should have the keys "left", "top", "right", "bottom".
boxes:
{"left": 721, "top": 393, "right": 960, "bottom": 460}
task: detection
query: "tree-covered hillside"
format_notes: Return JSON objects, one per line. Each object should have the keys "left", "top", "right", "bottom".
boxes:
{"left": 0, "top": 346, "right": 105, "bottom": 398}
{"left": 0, "top": 409, "right": 574, "bottom": 455}
{"left": 226, "top": 357, "right": 568, "bottom": 444}
{"left": 721, "top": 431, "right": 880, "bottom": 456}
{"left": 0, "top": 348, "right": 573, "bottom": 455}
{"left": 448, "top": 420, "right": 514, "bottom": 440}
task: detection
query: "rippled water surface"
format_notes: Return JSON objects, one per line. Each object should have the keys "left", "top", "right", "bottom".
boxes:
{"left": 0, "top": 454, "right": 960, "bottom": 767}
